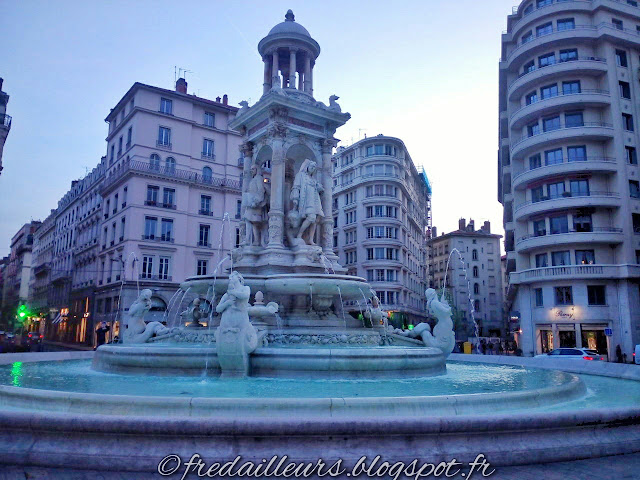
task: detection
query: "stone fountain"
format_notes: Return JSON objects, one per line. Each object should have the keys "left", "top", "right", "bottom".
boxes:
{"left": 93, "top": 9, "right": 455, "bottom": 378}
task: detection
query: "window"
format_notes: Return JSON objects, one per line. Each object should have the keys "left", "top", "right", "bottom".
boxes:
{"left": 203, "top": 166, "right": 212, "bottom": 182}
{"left": 573, "top": 213, "right": 592, "bottom": 232}
{"left": 162, "top": 188, "right": 175, "bottom": 207}
{"left": 535, "top": 253, "right": 548, "bottom": 268}
{"left": 565, "top": 112, "right": 583, "bottom": 128}
{"left": 587, "top": 285, "right": 606, "bottom": 305}
{"left": 142, "top": 256, "right": 153, "bottom": 279}
{"left": 555, "top": 286, "right": 573, "bottom": 305}
{"left": 161, "top": 219, "right": 173, "bottom": 241}
{"left": 160, "top": 98, "right": 173, "bottom": 114}
{"left": 127, "top": 126, "right": 132, "bottom": 146}
{"left": 158, "top": 126, "right": 171, "bottom": 147}
{"left": 570, "top": 179, "right": 589, "bottom": 196}
{"left": 550, "top": 215, "right": 569, "bottom": 234}
{"left": 533, "top": 219, "right": 546, "bottom": 236}
{"left": 199, "top": 225, "right": 210, "bottom": 247}
{"left": 543, "top": 116, "right": 561, "bottom": 132}
{"left": 144, "top": 216, "right": 157, "bottom": 239}
{"left": 627, "top": 146, "right": 638, "bottom": 165}
{"left": 552, "top": 250, "right": 570, "bottom": 266}
{"left": 529, "top": 154, "right": 541, "bottom": 170}
{"left": 537, "top": 0, "right": 552, "bottom": 7}
{"left": 545, "top": 148, "right": 563, "bottom": 165}
{"left": 527, "top": 122, "right": 540, "bottom": 137}
{"left": 559, "top": 49, "right": 578, "bottom": 62}
{"left": 557, "top": 18, "right": 575, "bottom": 31}
{"left": 165, "top": 157, "right": 176, "bottom": 173}
{"left": 522, "top": 31, "right": 534, "bottom": 44}
{"left": 204, "top": 112, "right": 215, "bottom": 127}
{"left": 541, "top": 84, "right": 559, "bottom": 99}
{"left": 562, "top": 81, "right": 580, "bottom": 95}
{"left": 150, "top": 153, "right": 160, "bottom": 170}
{"left": 634, "top": 213, "right": 640, "bottom": 233}
{"left": 616, "top": 49, "right": 628, "bottom": 67}
{"left": 474, "top": 299, "right": 480, "bottom": 313}
{"left": 534, "top": 288, "right": 544, "bottom": 307}
{"left": 159, "top": 257, "right": 170, "bottom": 280}
{"left": 612, "top": 18, "right": 623, "bottom": 30}
{"left": 472, "top": 249, "right": 478, "bottom": 260}
{"left": 630, "top": 180, "right": 640, "bottom": 198}
{"left": 196, "top": 260, "right": 208, "bottom": 276}
{"left": 538, "top": 52, "right": 556, "bottom": 68}
{"left": 110, "top": 145, "right": 115, "bottom": 164}
{"left": 120, "top": 217, "right": 126, "bottom": 239}
{"left": 623, "top": 113, "right": 634, "bottom": 131}
{"left": 620, "top": 81, "right": 631, "bottom": 99}
{"left": 567, "top": 146, "right": 586, "bottom": 162}
{"left": 536, "top": 22, "right": 553, "bottom": 37}
{"left": 146, "top": 185, "right": 159, "bottom": 204}
{"left": 575, "top": 249, "right": 595, "bottom": 265}
{"left": 118, "top": 136, "right": 123, "bottom": 156}
{"left": 548, "top": 181, "right": 565, "bottom": 198}
{"left": 531, "top": 185, "right": 545, "bottom": 203}
{"left": 525, "top": 91, "right": 538, "bottom": 105}
{"left": 524, "top": 3, "right": 534, "bottom": 13}
{"left": 523, "top": 60, "right": 535, "bottom": 74}
{"left": 202, "top": 139, "right": 215, "bottom": 158}
{"left": 473, "top": 266, "right": 479, "bottom": 277}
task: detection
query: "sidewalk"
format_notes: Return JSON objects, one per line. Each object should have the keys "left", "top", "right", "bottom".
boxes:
{"left": 42, "top": 340, "right": 94, "bottom": 351}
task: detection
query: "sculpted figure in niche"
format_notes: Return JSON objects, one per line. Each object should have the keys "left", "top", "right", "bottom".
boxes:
{"left": 290, "top": 159, "right": 324, "bottom": 245}
{"left": 242, "top": 163, "right": 269, "bottom": 246}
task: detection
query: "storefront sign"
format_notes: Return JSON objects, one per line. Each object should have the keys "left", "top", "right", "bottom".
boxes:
{"left": 554, "top": 308, "right": 575, "bottom": 320}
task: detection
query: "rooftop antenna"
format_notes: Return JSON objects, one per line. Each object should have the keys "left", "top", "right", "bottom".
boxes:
{"left": 358, "top": 128, "right": 367, "bottom": 140}
{"left": 174, "top": 66, "right": 193, "bottom": 87}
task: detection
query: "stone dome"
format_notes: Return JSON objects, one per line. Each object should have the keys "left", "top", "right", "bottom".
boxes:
{"left": 268, "top": 10, "right": 311, "bottom": 37}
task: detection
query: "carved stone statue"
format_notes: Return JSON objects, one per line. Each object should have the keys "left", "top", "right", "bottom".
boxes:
{"left": 242, "top": 163, "right": 269, "bottom": 246}
{"left": 181, "top": 297, "right": 207, "bottom": 327}
{"left": 420, "top": 289, "right": 456, "bottom": 357}
{"left": 214, "top": 271, "right": 278, "bottom": 377}
{"left": 364, "top": 295, "right": 388, "bottom": 329}
{"left": 328, "top": 95, "right": 341, "bottom": 112}
{"left": 122, "top": 289, "right": 177, "bottom": 343}
{"left": 290, "top": 159, "right": 324, "bottom": 245}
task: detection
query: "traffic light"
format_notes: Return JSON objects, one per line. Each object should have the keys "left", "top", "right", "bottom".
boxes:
{"left": 16, "top": 304, "right": 29, "bottom": 320}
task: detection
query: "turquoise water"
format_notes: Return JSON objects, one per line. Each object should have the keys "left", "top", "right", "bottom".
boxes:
{"left": 0, "top": 360, "right": 572, "bottom": 398}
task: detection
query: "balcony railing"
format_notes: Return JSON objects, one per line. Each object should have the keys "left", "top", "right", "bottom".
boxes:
{"left": 513, "top": 157, "right": 616, "bottom": 182}
{"left": 139, "top": 274, "right": 173, "bottom": 281}
{"left": 102, "top": 159, "right": 241, "bottom": 192}
{"left": 0, "top": 114, "right": 11, "bottom": 130}
{"left": 156, "top": 141, "right": 172, "bottom": 149}
{"left": 515, "top": 56, "right": 606, "bottom": 80}
{"left": 516, "top": 191, "right": 620, "bottom": 211}
{"left": 141, "top": 235, "right": 174, "bottom": 243}
{"left": 199, "top": 209, "right": 214, "bottom": 216}
{"left": 197, "top": 242, "right": 212, "bottom": 248}
{"left": 511, "top": 90, "right": 610, "bottom": 119}
{"left": 517, "top": 227, "right": 623, "bottom": 244}
{"left": 512, "top": 122, "right": 613, "bottom": 148}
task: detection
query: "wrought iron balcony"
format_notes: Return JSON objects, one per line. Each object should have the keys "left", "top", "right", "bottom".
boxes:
{"left": 138, "top": 274, "right": 173, "bottom": 281}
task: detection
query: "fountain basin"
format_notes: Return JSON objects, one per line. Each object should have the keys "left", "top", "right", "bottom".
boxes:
{"left": 93, "top": 344, "right": 447, "bottom": 378}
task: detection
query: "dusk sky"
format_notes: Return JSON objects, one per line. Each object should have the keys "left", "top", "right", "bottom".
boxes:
{"left": 0, "top": 0, "right": 512, "bottom": 257}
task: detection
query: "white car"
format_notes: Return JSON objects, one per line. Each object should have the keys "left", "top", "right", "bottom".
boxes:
{"left": 634, "top": 345, "right": 640, "bottom": 365}
{"left": 535, "top": 348, "right": 606, "bottom": 361}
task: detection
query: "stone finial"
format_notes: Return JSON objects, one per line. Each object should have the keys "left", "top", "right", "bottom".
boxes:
{"left": 254, "top": 291, "right": 265, "bottom": 305}
{"left": 285, "top": 9, "right": 295, "bottom": 22}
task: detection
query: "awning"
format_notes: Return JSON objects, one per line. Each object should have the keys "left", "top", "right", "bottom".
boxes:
{"left": 52, "top": 313, "right": 62, "bottom": 324}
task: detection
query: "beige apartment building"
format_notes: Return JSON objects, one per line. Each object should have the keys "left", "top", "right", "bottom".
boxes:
{"left": 499, "top": 0, "right": 640, "bottom": 359}
{"left": 95, "top": 79, "right": 243, "bottom": 330}
{"left": 428, "top": 219, "right": 504, "bottom": 340}
{"left": 332, "top": 135, "right": 432, "bottom": 327}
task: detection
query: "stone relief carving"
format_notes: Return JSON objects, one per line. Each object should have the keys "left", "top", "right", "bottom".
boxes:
{"left": 242, "top": 163, "right": 270, "bottom": 246}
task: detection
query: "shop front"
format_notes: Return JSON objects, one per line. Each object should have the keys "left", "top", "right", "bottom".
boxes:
{"left": 536, "top": 321, "right": 610, "bottom": 358}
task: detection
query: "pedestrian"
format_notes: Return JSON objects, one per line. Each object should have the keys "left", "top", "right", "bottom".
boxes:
{"left": 616, "top": 344, "right": 623, "bottom": 363}
{"left": 498, "top": 342, "right": 504, "bottom": 356}
{"left": 487, "top": 342, "right": 494, "bottom": 355}
{"left": 95, "top": 321, "right": 110, "bottom": 350}
{"left": 480, "top": 339, "right": 487, "bottom": 355}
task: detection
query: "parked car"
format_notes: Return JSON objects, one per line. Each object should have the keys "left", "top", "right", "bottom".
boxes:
{"left": 535, "top": 348, "right": 606, "bottom": 361}
{"left": 634, "top": 345, "right": 640, "bottom": 365}
{"left": 22, "top": 331, "right": 43, "bottom": 351}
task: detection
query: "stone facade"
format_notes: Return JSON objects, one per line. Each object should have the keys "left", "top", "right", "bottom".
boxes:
{"left": 499, "top": 0, "right": 640, "bottom": 359}
{"left": 427, "top": 219, "right": 504, "bottom": 339}
{"left": 0, "top": 78, "right": 11, "bottom": 176}
{"left": 332, "top": 135, "right": 432, "bottom": 327}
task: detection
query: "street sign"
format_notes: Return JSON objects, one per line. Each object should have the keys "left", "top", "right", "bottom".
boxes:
{"left": 604, "top": 328, "right": 613, "bottom": 336}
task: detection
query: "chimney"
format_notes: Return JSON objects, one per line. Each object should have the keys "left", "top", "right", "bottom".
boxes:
{"left": 468, "top": 219, "right": 475, "bottom": 231}
{"left": 223, "top": 94, "right": 228, "bottom": 105}
{"left": 458, "top": 218, "right": 466, "bottom": 231}
{"left": 0, "top": 78, "right": 3, "bottom": 91}
{"left": 216, "top": 96, "right": 221, "bottom": 103}
{"left": 431, "top": 227, "right": 437, "bottom": 239}
{"left": 483, "top": 221, "right": 491, "bottom": 233}
{"left": 175, "top": 77, "right": 187, "bottom": 94}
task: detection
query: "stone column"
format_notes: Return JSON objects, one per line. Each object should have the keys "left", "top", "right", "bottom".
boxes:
{"left": 552, "top": 323, "right": 559, "bottom": 350}
{"left": 320, "top": 138, "right": 336, "bottom": 255}
{"left": 263, "top": 56, "right": 271, "bottom": 95}
{"left": 271, "top": 49, "right": 280, "bottom": 89}
{"left": 288, "top": 48, "right": 297, "bottom": 89}
{"left": 304, "top": 55, "right": 311, "bottom": 93}
{"left": 574, "top": 323, "right": 582, "bottom": 348}
{"left": 309, "top": 62, "right": 314, "bottom": 96}
{"left": 298, "top": 71, "right": 304, "bottom": 91}
{"left": 267, "top": 129, "right": 287, "bottom": 247}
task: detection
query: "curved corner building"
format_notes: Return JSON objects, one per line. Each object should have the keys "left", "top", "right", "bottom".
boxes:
{"left": 499, "top": 0, "right": 640, "bottom": 359}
